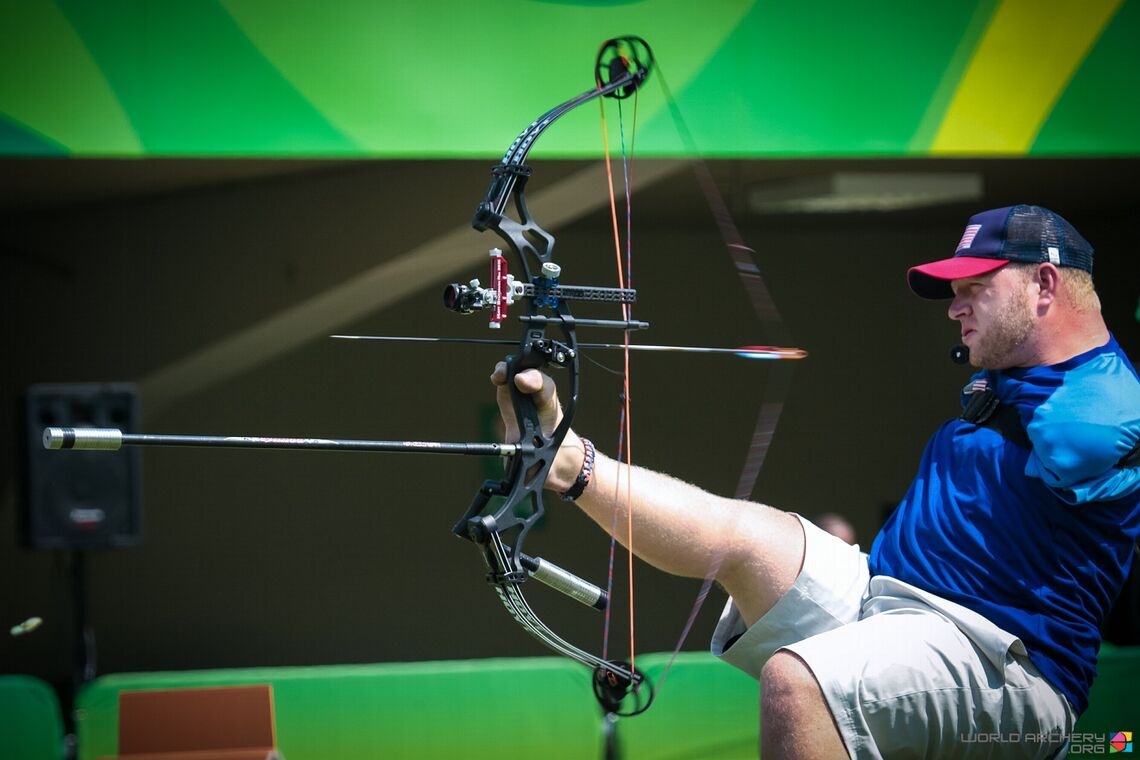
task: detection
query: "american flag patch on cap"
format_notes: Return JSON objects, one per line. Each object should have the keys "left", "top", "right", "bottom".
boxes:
{"left": 956, "top": 224, "right": 982, "bottom": 252}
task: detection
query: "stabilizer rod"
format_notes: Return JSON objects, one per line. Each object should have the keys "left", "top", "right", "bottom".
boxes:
{"left": 43, "top": 427, "right": 519, "bottom": 457}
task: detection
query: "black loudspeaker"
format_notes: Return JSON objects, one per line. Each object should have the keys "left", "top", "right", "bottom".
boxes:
{"left": 20, "top": 383, "right": 142, "bottom": 549}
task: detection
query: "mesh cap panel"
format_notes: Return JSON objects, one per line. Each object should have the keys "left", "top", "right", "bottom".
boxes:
{"left": 1003, "top": 205, "right": 1094, "bottom": 271}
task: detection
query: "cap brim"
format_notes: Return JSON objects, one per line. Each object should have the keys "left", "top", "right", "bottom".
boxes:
{"left": 907, "top": 257, "right": 1009, "bottom": 299}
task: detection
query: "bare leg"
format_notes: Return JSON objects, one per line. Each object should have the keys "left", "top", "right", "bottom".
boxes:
{"left": 760, "top": 651, "right": 849, "bottom": 759}
{"left": 716, "top": 503, "right": 805, "bottom": 626}
{"left": 575, "top": 454, "right": 806, "bottom": 626}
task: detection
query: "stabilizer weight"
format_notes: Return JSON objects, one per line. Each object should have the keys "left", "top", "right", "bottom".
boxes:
{"left": 43, "top": 427, "right": 123, "bottom": 451}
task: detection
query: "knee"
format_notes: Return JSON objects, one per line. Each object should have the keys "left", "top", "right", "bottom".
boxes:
{"left": 761, "top": 651, "right": 850, "bottom": 758}
{"left": 760, "top": 650, "right": 823, "bottom": 716}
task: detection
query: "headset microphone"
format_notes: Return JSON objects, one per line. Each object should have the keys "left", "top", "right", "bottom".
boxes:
{"left": 951, "top": 345, "right": 970, "bottom": 365}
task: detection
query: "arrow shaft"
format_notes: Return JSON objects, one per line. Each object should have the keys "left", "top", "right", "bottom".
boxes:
{"left": 330, "top": 334, "right": 806, "bottom": 358}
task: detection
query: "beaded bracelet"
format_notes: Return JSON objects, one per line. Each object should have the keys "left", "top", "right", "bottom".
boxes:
{"left": 560, "top": 437, "right": 595, "bottom": 501}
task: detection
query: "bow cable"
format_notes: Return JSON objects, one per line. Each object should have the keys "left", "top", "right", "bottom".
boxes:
{"left": 645, "top": 61, "right": 800, "bottom": 697}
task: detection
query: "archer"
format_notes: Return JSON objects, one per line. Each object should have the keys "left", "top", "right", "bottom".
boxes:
{"left": 493, "top": 205, "right": 1140, "bottom": 759}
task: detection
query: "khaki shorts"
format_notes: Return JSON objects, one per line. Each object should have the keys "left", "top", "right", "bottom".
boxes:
{"left": 711, "top": 515, "right": 1074, "bottom": 759}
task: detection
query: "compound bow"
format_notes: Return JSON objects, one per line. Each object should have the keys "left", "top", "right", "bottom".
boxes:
{"left": 43, "top": 35, "right": 803, "bottom": 718}
{"left": 447, "top": 35, "right": 655, "bottom": 715}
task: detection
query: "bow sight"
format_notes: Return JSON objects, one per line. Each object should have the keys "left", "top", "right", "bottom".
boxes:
{"left": 444, "top": 248, "right": 642, "bottom": 328}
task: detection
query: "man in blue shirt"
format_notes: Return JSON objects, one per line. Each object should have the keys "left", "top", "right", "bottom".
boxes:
{"left": 493, "top": 205, "right": 1140, "bottom": 758}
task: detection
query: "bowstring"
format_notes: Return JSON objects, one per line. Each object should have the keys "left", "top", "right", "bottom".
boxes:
{"left": 621, "top": 92, "right": 638, "bottom": 682}
{"left": 597, "top": 82, "right": 639, "bottom": 682}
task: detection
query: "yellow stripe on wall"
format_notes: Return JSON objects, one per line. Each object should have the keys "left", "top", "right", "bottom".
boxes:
{"left": 930, "top": 0, "right": 1123, "bottom": 155}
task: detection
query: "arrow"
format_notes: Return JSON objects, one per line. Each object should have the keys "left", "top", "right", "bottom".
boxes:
{"left": 329, "top": 334, "right": 807, "bottom": 360}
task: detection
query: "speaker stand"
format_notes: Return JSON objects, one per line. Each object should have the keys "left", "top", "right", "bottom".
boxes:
{"left": 70, "top": 550, "right": 96, "bottom": 692}
{"left": 56, "top": 551, "right": 96, "bottom": 760}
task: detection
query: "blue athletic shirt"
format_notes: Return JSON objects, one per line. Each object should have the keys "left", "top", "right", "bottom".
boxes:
{"left": 869, "top": 334, "right": 1140, "bottom": 714}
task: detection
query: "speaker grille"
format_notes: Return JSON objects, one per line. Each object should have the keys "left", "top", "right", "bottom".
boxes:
{"left": 20, "top": 383, "right": 141, "bottom": 549}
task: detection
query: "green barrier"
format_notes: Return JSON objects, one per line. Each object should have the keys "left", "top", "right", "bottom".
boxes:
{"left": 0, "top": 675, "right": 66, "bottom": 760}
{"left": 77, "top": 657, "right": 601, "bottom": 760}
{"left": 75, "top": 653, "right": 757, "bottom": 760}
{"left": 72, "top": 647, "right": 1140, "bottom": 759}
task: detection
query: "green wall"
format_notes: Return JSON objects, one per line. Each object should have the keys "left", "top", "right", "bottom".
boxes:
{"left": 2, "top": 0, "right": 1136, "bottom": 157}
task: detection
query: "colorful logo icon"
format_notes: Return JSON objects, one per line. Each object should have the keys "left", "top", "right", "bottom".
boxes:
{"left": 1110, "top": 731, "right": 1133, "bottom": 753}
